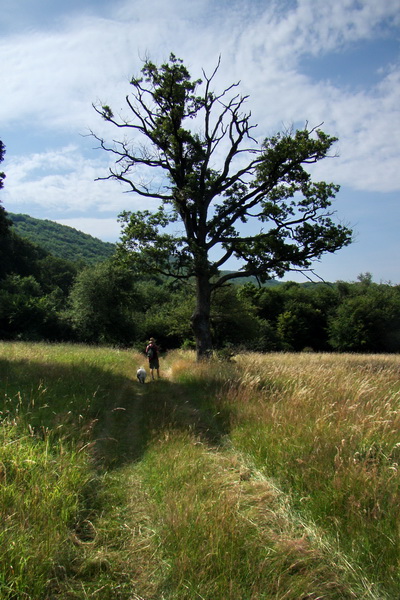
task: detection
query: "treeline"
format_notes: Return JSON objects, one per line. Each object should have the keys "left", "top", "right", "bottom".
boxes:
{"left": 239, "top": 274, "right": 400, "bottom": 353}
{"left": 1, "top": 212, "right": 400, "bottom": 353}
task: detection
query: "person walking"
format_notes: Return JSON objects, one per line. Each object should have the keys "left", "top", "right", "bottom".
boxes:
{"left": 145, "top": 337, "right": 160, "bottom": 380}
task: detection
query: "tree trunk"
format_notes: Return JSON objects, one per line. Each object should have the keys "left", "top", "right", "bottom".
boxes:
{"left": 191, "top": 273, "right": 213, "bottom": 360}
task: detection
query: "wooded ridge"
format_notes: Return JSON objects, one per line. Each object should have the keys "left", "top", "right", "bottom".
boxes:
{"left": 9, "top": 213, "right": 115, "bottom": 265}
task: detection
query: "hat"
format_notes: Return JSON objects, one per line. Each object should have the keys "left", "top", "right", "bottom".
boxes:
{"left": 149, "top": 337, "right": 156, "bottom": 343}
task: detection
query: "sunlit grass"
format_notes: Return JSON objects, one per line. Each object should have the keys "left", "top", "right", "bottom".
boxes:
{"left": 0, "top": 422, "right": 92, "bottom": 598}
{"left": 130, "top": 430, "right": 377, "bottom": 599}
{"left": 225, "top": 352, "right": 400, "bottom": 593}
{"left": 0, "top": 343, "right": 398, "bottom": 598}
{"left": 0, "top": 342, "right": 146, "bottom": 599}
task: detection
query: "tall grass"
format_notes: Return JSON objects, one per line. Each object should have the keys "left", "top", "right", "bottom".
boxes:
{"left": 0, "top": 423, "right": 92, "bottom": 598}
{"left": 130, "top": 430, "right": 377, "bottom": 599}
{"left": 0, "top": 343, "right": 398, "bottom": 598}
{"left": 0, "top": 342, "right": 144, "bottom": 598}
{"left": 223, "top": 352, "right": 400, "bottom": 595}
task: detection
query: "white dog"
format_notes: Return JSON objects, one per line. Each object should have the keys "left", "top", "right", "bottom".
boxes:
{"left": 136, "top": 367, "right": 147, "bottom": 384}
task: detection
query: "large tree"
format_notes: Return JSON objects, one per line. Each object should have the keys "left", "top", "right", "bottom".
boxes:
{"left": 92, "top": 54, "right": 352, "bottom": 358}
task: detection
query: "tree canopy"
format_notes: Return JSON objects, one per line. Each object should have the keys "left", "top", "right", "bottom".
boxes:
{"left": 92, "top": 54, "right": 352, "bottom": 358}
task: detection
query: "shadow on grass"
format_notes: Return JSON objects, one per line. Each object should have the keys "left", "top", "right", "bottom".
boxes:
{"left": 0, "top": 358, "right": 232, "bottom": 470}
{"left": 93, "top": 377, "right": 232, "bottom": 469}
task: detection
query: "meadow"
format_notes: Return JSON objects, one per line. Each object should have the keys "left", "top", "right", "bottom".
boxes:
{"left": 0, "top": 342, "right": 399, "bottom": 599}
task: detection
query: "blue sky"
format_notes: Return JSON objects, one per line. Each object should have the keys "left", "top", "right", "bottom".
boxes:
{"left": 1, "top": 0, "right": 399, "bottom": 283}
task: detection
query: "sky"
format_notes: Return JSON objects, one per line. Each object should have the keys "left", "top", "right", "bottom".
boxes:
{"left": 1, "top": 0, "right": 399, "bottom": 284}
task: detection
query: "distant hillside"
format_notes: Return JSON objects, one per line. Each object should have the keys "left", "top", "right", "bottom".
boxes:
{"left": 10, "top": 213, "right": 116, "bottom": 265}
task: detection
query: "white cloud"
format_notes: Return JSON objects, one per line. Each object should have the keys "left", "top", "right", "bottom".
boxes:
{"left": 305, "top": 67, "right": 400, "bottom": 192}
{"left": 54, "top": 217, "right": 122, "bottom": 242}
{"left": 3, "top": 146, "right": 155, "bottom": 215}
{"left": 0, "top": 18, "right": 133, "bottom": 132}
{"left": 259, "top": 0, "right": 400, "bottom": 60}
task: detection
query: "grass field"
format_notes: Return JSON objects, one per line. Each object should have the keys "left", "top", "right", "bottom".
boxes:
{"left": 0, "top": 342, "right": 399, "bottom": 599}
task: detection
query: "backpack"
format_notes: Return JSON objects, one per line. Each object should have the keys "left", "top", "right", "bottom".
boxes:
{"left": 147, "top": 345, "right": 155, "bottom": 359}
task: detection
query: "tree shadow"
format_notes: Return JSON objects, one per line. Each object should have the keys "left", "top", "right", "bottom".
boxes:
{"left": 0, "top": 358, "right": 232, "bottom": 470}
{"left": 92, "top": 377, "right": 232, "bottom": 469}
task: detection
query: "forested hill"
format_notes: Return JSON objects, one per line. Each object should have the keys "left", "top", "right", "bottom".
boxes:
{"left": 9, "top": 213, "right": 116, "bottom": 265}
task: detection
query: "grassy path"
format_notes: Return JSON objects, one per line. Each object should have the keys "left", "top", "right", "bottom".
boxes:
{"left": 0, "top": 343, "right": 397, "bottom": 598}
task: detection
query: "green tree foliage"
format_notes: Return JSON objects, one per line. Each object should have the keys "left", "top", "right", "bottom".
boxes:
{"left": 36, "top": 254, "right": 78, "bottom": 295}
{"left": 0, "top": 275, "right": 43, "bottom": 340}
{"left": 275, "top": 283, "right": 339, "bottom": 351}
{"left": 68, "top": 260, "right": 140, "bottom": 345}
{"left": 210, "top": 285, "right": 261, "bottom": 350}
{"left": 6, "top": 234, "right": 48, "bottom": 279}
{"left": 142, "top": 281, "right": 262, "bottom": 352}
{"left": 0, "top": 275, "right": 72, "bottom": 341}
{"left": 0, "top": 219, "right": 78, "bottom": 341}
{"left": 67, "top": 259, "right": 264, "bottom": 352}
{"left": 3, "top": 232, "right": 77, "bottom": 287}
{"left": 328, "top": 280, "right": 400, "bottom": 352}
{"left": 239, "top": 281, "right": 340, "bottom": 351}
{"left": 92, "top": 54, "right": 352, "bottom": 358}
{"left": 140, "top": 282, "right": 195, "bottom": 350}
